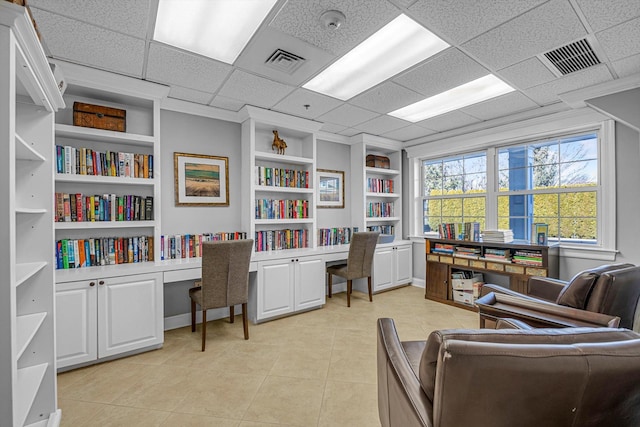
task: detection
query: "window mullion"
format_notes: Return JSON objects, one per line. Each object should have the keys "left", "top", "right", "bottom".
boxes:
{"left": 486, "top": 147, "right": 498, "bottom": 230}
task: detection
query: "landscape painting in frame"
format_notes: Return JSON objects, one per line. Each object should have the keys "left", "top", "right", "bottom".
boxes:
{"left": 317, "top": 169, "right": 345, "bottom": 208}
{"left": 174, "top": 152, "right": 229, "bottom": 206}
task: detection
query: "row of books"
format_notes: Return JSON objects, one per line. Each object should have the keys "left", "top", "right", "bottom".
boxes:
{"left": 160, "top": 232, "right": 247, "bottom": 260}
{"left": 55, "top": 236, "right": 154, "bottom": 269}
{"left": 432, "top": 243, "right": 455, "bottom": 254}
{"left": 55, "top": 145, "right": 153, "bottom": 179}
{"left": 482, "top": 229, "right": 514, "bottom": 243}
{"left": 366, "top": 202, "right": 394, "bottom": 218}
{"left": 367, "top": 178, "right": 394, "bottom": 194}
{"left": 454, "top": 246, "right": 481, "bottom": 258}
{"left": 255, "top": 229, "right": 309, "bottom": 252}
{"left": 317, "top": 227, "right": 352, "bottom": 247}
{"left": 438, "top": 222, "right": 481, "bottom": 241}
{"left": 255, "top": 166, "right": 309, "bottom": 188}
{"left": 512, "top": 249, "right": 543, "bottom": 266}
{"left": 255, "top": 198, "right": 310, "bottom": 219}
{"left": 368, "top": 225, "right": 394, "bottom": 234}
{"left": 55, "top": 193, "right": 153, "bottom": 222}
{"left": 481, "top": 247, "right": 512, "bottom": 262}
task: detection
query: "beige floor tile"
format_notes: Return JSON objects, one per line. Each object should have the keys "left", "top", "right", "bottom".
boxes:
{"left": 269, "top": 346, "right": 331, "bottom": 380}
{"left": 208, "top": 341, "right": 281, "bottom": 375}
{"left": 80, "top": 405, "right": 171, "bottom": 426}
{"left": 243, "top": 376, "right": 325, "bottom": 426}
{"left": 327, "top": 348, "right": 377, "bottom": 384}
{"left": 318, "top": 381, "right": 381, "bottom": 427}
{"left": 161, "top": 412, "right": 240, "bottom": 426}
{"left": 58, "top": 398, "right": 109, "bottom": 426}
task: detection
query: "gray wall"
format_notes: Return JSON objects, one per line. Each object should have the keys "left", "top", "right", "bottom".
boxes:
{"left": 316, "top": 139, "right": 351, "bottom": 228}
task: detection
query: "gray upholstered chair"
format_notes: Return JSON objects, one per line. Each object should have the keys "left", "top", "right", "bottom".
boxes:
{"left": 189, "top": 239, "right": 253, "bottom": 351}
{"left": 327, "top": 231, "right": 379, "bottom": 307}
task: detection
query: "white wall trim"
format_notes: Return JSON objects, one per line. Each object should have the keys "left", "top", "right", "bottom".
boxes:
{"left": 559, "top": 72, "right": 640, "bottom": 108}
{"left": 164, "top": 306, "right": 233, "bottom": 331}
{"left": 559, "top": 246, "right": 618, "bottom": 261}
{"left": 411, "top": 278, "right": 425, "bottom": 289}
{"left": 161, "top": 97, "right": 240, "bottom": 122}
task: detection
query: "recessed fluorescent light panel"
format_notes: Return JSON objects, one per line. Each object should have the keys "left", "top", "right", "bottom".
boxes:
{"left": 389, "top": 74, "right": 515, "bottom": 122}
{"left": 303, "top": 14, "right": 449, "bottom": 100}
{"left": 154, "top": 0, "right": 278, "bottom": 64}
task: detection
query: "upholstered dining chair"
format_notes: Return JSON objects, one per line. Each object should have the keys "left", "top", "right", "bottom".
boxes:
{"left": 327, "top": 231, "right": 379, "bottom": 307}
{"left": 189, "top": 239, "right": 253, "bottom": 351}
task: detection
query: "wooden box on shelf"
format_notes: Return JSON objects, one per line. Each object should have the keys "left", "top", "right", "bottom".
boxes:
{"left": 73, "top": 101, "right": 126, "bottom": 132}
{"left": 366, "top": 154, "right": 390, "bottom": 169}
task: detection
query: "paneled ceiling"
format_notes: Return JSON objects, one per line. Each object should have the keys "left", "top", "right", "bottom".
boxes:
{"left": 28, "top": 0, "right": 640, "bottom": 143}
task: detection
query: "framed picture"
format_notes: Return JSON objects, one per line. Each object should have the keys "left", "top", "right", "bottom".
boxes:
{"left": 317, "top": 169, "right": 344, "bottom": 208}
{"left": 174, "top": 152, "right": 229, "bottom": 206}
{"left": 532, "top": 223, "right": 549, "bottom": 245}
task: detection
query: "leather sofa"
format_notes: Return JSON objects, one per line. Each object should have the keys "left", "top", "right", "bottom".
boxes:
{"left": 377, "top": 317, "right": 640, "bottom": 427}
{"left": 477, "top": 263, "right": 640, "bottom": 331}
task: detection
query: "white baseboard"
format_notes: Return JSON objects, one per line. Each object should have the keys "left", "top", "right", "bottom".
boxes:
{"left": 411, "top": 277, "right": 425, "bottom": 288}
{"left": 164, "top": 306, "right": 232, "bottom": 330}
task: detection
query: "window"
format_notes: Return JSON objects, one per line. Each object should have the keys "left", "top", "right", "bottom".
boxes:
{"left": 422, "top": 152, "right": 486, "bottom": 233}
{"left": 497, "top": 132, "right": 598, "bottom": 244}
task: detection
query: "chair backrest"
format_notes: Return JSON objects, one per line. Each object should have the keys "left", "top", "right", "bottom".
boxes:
{"left": 585, "top": 265, "right": 640, "bottom": 330}
{"left": 421, "top": 328, "right": 640, "bottom": 427}
{"left": 555, "top": 263, "right": 634, "bottom": 309}
{"left": 200, "top": 239, "right": 253, "bottom": 310}
{"left": 346, "top": 232, "right": 379, "bottom": 278}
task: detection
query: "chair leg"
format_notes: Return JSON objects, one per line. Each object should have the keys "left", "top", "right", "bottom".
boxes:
{"left": 242, "top": 302, "right": 249, "bottom": 340}
{"left": 328, "top": 273, "right": 332, "bottom": 298}
{"left": 347, "top": 279, "right": 352, "bottom": 307}
{"left": 368, "top": 276, "right": 373, "bottom": 302}
{"left": 190, "top": 299, "right": 196, "bottom": 332}
{"left": 201, "top": 309, "right": 207, "bottom": 352}
{"left": 230, "top": 305, "right": 235, "bottom": 323}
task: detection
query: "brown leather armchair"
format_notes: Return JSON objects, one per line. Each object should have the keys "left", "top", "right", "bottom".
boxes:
{"left": 477, "top": 263, "right": 640, "bottom": 331}
{"left": 377, "top": 317, "right": 640, "bottom": 427}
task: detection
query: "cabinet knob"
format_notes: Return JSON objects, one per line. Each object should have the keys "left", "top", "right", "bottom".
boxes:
{"left": 99, "top": 280, "right": 105, "bottom": 285}
{"left": 89, "top": 281, "right": 95, "bottom": 287}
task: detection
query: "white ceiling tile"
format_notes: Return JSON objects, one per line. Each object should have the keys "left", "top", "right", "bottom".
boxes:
{"left": 272, "top": 88, "right": 343, "bottom": 119}
{"left": 389, "top": 0, "right": 419, "bottom": 8}
{"left": 146, "top": 43, "right": 233, "bottom": 93}
{"left": 409, "top": 0, "right": 546, "bottom": 44}
{"left": 461, "top": 92, "right": 539, "bottom": 121}
{"left": 317, "top": 104, "right": 380, "bottom": 128}
{"left": 382, "top": 124, "right": 436, "bottom": 142}
{"left": 349, "top": 82, "right": 425, "bottom": 114}
{"left": 393, "top": 48, "right": 489, "bottom": 97}
{"left": 597, "top": 17, "right": 640, "bottom": 62}
{"left": 338, "top": 128, "right": 362, "bottom": 137}
{"left": 575, "top": 0, "right": 640, "bottom": 32}
{"left": 461, "top": 0, "right": 587, "bottom": 70}
{"left": 217, "top": 70, "right": 296, "bottom": 109}
{"left": 210, "top": 96, "right": 246, "bottom": 112}
{"left": 269, "top": 0, "right": 399, "bottom": 56}
{"left": 168, "top": 86, "right": 213, "bottom": 105}
{"left": 320, "top": 122, "right": 348, "bottom": 134}
{"left": 611, "top": 53, "right": 640, "bottom": 78}
{"left": 524, "top": 64, "right": 614, "bottom": 105}
{"left": 354, "top": 115, "right": 410, "bottom": 134}
{"left": 30, "top": 0, "right": 150, "bottom": 38}
{"left": 416, "top": 110, "right": 481, "bottom": 132}
{"left": 29, "top": 8, "right": 145, "bottom": 77}
{"left": 498, "top": 58, "right": 557, "bottom": 90}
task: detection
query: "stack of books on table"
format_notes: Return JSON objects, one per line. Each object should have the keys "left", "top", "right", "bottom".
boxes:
{"left": 482, "top": 229, "right": 514, "bottom": 243}
{"left": 512, "top": 250, "right": 543, "bottom": 266}
{"left": 454, "top": 246, "right": 481, "bottom": 259}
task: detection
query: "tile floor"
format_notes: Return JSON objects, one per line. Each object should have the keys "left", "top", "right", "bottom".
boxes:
{"left": 57, "top": 285, "right": 479, "bottom": 426}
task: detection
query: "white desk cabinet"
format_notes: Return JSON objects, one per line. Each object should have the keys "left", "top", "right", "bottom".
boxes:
{"left": 56, "top": 272, "right": 163, "bottom": 369}
{"left": 373, "top": 241, "right": 412, "bottom": 292}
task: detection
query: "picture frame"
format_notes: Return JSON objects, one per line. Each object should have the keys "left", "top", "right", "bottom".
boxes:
{"left": 317, "top": 169, "right": 345, "bottom": 209}
{"left": 174, "top": 152, "right": 229, "bottom": 206}
{"left": 532, "top": 223, "right": 549, "bottom": 245}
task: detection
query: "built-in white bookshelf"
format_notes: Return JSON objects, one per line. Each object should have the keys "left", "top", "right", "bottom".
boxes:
{"left": 1, "top": 2, "right": 65, "bottom": 425}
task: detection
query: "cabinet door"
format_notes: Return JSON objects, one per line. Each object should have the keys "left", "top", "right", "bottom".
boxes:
{"left": 294, "top": 256, "right": 325, "bottom": 310}
{"left": 257, "top": 260, "right": 294, "bottom": 320}
{"left": 55, "top": 280, "right": 98, "bottom": 368}
{"left": 373, "top": 247, "right": 394, "bottom": 292}
{"left": 98, "top": 272, "right": 163, "bottom": 358}
{"left": 394, "top": 245, "right": 413, "bottom": 285}
{"left": 426, "top": 261, "right": 449, "bottom": 300}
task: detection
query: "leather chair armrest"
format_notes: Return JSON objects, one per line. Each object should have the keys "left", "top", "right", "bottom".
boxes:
{"left": 480, "top": 283, "right": 538, "bottom": 300}
{"left": 495, "top": 318, "right": 534, "bottom": 330}
{"left": 476, "top": 292, "right": 620, "bottom": 329}
{"left": 528, "top": 276, "right": 567, "bottom": 302}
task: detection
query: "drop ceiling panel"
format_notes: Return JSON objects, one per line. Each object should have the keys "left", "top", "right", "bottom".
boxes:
{"left": 269, "top": 0, "right": 399, "bottom": 56}
{"left": 575, "top": 0, "right": 640, "bottom": 32}
{"left": 497, "top": 58, "right": 557, "bottom": 90}
{"left": 210, "top": 95, "right": 246, "bottom": 112}
{"left": 29, "top": 0, "right": 151, "bottom": 38}
{"left": 317, "top": 104, "right": 380, "bottom": 128}
{"left": 349, "top": 82, "right": 425, "bottom": 114}
{"left": 611, "top": 53, "right": 640, "bottom": 78}
{"left": 272, "top": 88, "right": 343, "bottom": 119}
{"left": 596, "top": 17, "right": 640, "bottom": 62}
{"left": 382, "top": 124, "right": 436, "bottom": 142}
{"left": 320, "top": 122, "right": 348, "bottom": 134}
{"left": 217, "top": 70, "right": 295, "bottom": 109}
{"left": 354, "top": 115, "right": 410, "bottom": 135}
{"left": 416, "top": 110, "right": 481, "bottom": 132}
{"left": 338, "top": 127, "right": 362, "bottom": 137}
{"left": 461, "top": 92, "right": 539, "bottom": 121}
{"left": 409, "top": 0, "right": 546, "bottom": 44}
{"left": 524, "top": 64, "right": 614, "bottom": 105}
{"left": 146, "top": 43, "right": 233, "bottom": 93}
{"left": 461, "top": 0, "right": 587, "bottom": 70}
{"left": 168, "top": 86, "right": 214, "bottom": 105}
{"left": 29, "top": 8, "right": 146, "bottom": 77}
{"left": 393, "top": 48, "right": 489, "bottom": 98}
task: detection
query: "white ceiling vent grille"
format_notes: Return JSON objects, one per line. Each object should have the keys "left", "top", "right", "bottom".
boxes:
{"left": 543, "top": 38, "right": 601, "bottom": 76}
{"left": 265, "top": 49, "right": 306, "bottom": 75}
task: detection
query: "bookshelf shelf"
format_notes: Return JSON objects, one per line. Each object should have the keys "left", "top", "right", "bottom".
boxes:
{"left": 254, "top": 218, "right": 314, "bottom": 225}
{"left": 16, "top": 261, "right": 48, "bottom": 287}
{"left": 55, "top": 123, "right": 155, "bottom": 147}
{"left": 255, "top": 185, "right": 314, "bottom": 194}
{"left": 55, "top": 220, "right": 155, "bottom": 230}
{"left": 16, "top": 133, "right": 46, "bottom": 161}
{"left": 55, "top": 174, "right": 155, "bottom": 186}
{"left": 365, "top": 166, "right": 400, "bottom": 176}
{"left": 366, "top": 216, "right": 401, "bottom": 222}
{"left": 365, "top": 192, "right": 400, "bottom": 199}
{"left": 16, "top": 312, "right": 47, "bottom": 360}
{"left": 16, "top": 207, "right": 47, "bottom": 214}
{"left": 15, "top": 363, "right": 49, "bottom": 427}
{"left": 254, "top": 151, "right": 314, "bottom": 166}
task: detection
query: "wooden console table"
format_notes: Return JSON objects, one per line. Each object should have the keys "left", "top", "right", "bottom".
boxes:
{"left": 424, "top": 238, "right": 559, "bottom": 311}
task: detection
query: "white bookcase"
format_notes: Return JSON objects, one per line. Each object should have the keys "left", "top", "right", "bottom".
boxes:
{"left": 0, "top": 3, "right": 65, "bottom": 426}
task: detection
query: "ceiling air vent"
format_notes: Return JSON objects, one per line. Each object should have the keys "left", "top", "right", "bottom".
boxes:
{"left": 265, "top": 49, "right": 306, "bottom": 75}
{"left": 543, "top": 38, "right": 600, "bottom": 76}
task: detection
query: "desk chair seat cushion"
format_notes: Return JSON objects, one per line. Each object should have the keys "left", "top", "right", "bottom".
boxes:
{"left": 326, "top": 263, "right": 349, "bottom": 278}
